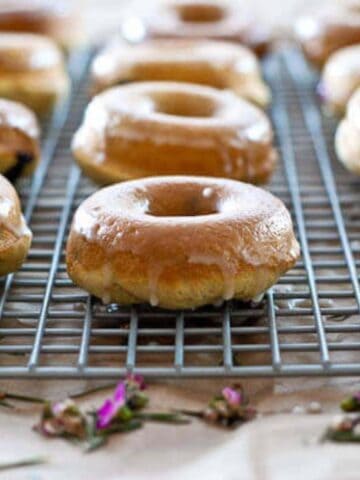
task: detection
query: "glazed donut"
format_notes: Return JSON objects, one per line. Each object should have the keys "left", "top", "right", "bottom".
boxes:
{"left": 0, "top": 0, "right": 83, "bottom": 50}
{"left": 0, "top": 174, "right": 32, "bottom": 276}
{"left": 319, "top": 45, "right": 360, "bottom": 116}
{"left": 90, "top": 38, "right": 271, "bottom": 107}
{"left": 137, "top": 0, "right": 270, "bottom": 56}
{"left": 295, "top": 1, "right": 360, "bottom": 68}
{"left": 335, "top": 87, "right": 360, "bottom": 174}
{"left": 0, "top": 99, "right": 40, "bottom": 180}
{"left": 0, "top": 33, "right": 69, "bottom": 116}
{"left": 66, "top": 176, "right": 299, "bottom": 309}
{"left": 72, "top": 82, "right": 277, "bottom": 185}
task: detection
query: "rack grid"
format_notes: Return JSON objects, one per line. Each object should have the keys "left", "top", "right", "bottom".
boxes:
{"left": 0, "top": 47, "right": 360, "bottom": 378}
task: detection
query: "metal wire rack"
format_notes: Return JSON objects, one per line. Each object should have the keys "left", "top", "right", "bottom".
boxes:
{"left": 0, "top": 46, "right": 360, "bottom": 378}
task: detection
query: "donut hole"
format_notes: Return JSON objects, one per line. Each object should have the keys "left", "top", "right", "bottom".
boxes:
{"left": 176, "top": 3, "right": 225, "bottom": 23}
{"left": 145, "top": 183, "right": 219, "bottom": 217}
{"left": 153, "top": 91, "right": 216, "bottom": 118}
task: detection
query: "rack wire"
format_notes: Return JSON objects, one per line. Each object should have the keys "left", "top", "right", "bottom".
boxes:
{"left": 0, "top": 47, "right": 360, "bottom": 378}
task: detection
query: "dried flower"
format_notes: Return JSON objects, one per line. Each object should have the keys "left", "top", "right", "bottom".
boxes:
{"left": 341, "top": 392, "right": 360, "bottom": 412}
{"left": 222, "top": 387, "right": 242, "bottom": 407}
{"left": 34, "top": 375, "right": 188, "bottom": 452}
{"left": 324, "top": 414, "right": 360, "bottom": 443}
{"left": 202, "top": 385, "right": 256, "bottom": 428}
{"left": 125, "top": 373, "right": 148, "bottom": 410}
{"left": 96, "top": 382, "right": 127, "bottom": 430}
{"left": 34, "top": 399, "right": 87, "bottom": 440}
{"left": 125, "top": 373, "right": 146, "bottom": 391}
{"left": 96, "top": 375, "right": 148, "bottom": 429}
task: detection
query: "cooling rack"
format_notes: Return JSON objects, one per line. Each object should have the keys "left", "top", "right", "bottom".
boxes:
{"left": 0, "top": 46, "right": 359, "bottom": 379}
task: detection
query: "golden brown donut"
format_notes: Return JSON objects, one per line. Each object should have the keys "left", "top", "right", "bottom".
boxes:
{"left": 90, "top": 38, "right": 271, "bottom": 107}
{"left": 66, "top": 176, "right": 300, "bottom": 309}
{"left": 0, "top": 174, "right": 32, "bottom": 276}
{"left": 319, "top": 45, "right": 360, "bottom": 116}
{"left": 72, "top": 82, "right": 277, "bottom": 185}
{"left": 295, "top": 1, "right": 360, "bottom": 68}
{"left": 335, "top": 87, "right": 360, "bottom": 174}
{"left": 0, "top": 0, "right": 83, "bottom": 50}
{"left": 137, "top": 0, "right": 270, "bottom": 56}
{"left": 0, "top": 33, "right": 69, "bottom": 116}
{"left": 0, "top": 99, "right": 40, "bottom": 180}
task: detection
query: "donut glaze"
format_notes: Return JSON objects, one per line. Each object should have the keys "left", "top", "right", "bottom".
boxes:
{"left": 335, "top": 87, "right": 360, "bottom": 174}
{"left": 0, "top": 0, "right": 83, "bottom": 50}
{"left": 138, "top": 0, "right": 270, "bottom": 56}
{"left": 0, "top": 174, "right": 31, "bottom": 275}
{"left": 66, "top": 176, "right": 300, "bottom": 309}
{"left": 91, "top": 40, "right": 270, "bottom": 107}
{"left": 295, "top": 2, "right": 360, "bottom": 68}
{"left": 319, "top": 45, "right": 360, "bottom": 116}
{"left": 0, "top": 33, "right": 69, "bottom": 115}
{"left": 73, "top": 82, "right": 277, "bottom": 185}
{"left": 0, "top": 99, "right": 40, "bottom": 179}
{"left": 90, "top": 39, "right": 270, "bottom": 107}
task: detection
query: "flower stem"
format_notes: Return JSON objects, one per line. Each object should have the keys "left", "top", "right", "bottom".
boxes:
{"left": 5, "top": 393, "right": 46, "bottom": 404}
{"left": 85, "top": 435, "right": 108, "bottom": 453}
{"left": 177, "top": 409, "right": 203, "bottom": 418}
{"left": 134, "top": 412, "right": 191, "bottom": 424}
{"left": 0, "top": 399, "right": 14, "bottom": 409}
{"left": 0, "top": 456, "right": 46, "bottom": 471}
{"left": 70, "top": 383, "right": 116, "bottom": 400}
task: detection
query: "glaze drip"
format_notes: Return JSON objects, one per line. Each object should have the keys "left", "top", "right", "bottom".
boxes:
{"left": 188, "top": 252, "right": 237, "bottom": 300}
{"left": 73, "top": 82, "right": 275, "bottom": 183}
{"left": 68, "top": 177, "right": 300, "bottom": 308}
{"left": 101, "top": 263, "right": 113, "bottom": 304}
{"left": 147, "top": 264, "right": 162, "bottom": 307}
{"left": 0, "top": 192, "right": 31, "bottom": 239}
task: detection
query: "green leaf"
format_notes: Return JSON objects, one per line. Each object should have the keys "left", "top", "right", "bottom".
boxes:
{"left": 99, "top": 418, "right": 143, "bottom": 435}
{"left": 128, "top": 392, "right": 149, "bottom": 410}
{"left": 85, "top": 435, "right": 108, "bottom": 453}
{"left": 324, "top": 429, "right": 360, "bottom": 443}
{"left": 341, "top": 397, "right": 360, "bottom": 413}
{"left": 0, "top": 456, "right": 47, "bottom": 471}
{"left": 85, "top": 418, "right": 143, "bottom": 451}
{"left": 116, "top": 405, "right": 133, "bottom": 422}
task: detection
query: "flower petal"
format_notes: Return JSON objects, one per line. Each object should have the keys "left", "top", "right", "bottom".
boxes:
{"left": 96, "top": 399, "right": 116, "bottom": 429}
{"left": 52, "top": 398, "right": 75, "bottom": 415}
{"left": 113, "top": 382, "right": 127, "bottom": 407}
{"left": 222, "top": 387, "right": 242, "bottom": 407}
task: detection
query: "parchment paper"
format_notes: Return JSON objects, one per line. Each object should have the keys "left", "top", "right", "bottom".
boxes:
{"left": 2, "top": 1, "right": 358, "bottom": 479}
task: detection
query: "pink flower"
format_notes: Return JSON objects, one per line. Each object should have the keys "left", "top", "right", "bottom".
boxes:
{"left": 126, "top": 373, "right": 146, "bottom": 390}
{"left": 52, "top": 398, "right": 74, "bottom": 416}
{"left": 222, "top": 387, "right": 242, "bottom": 407}
{"left": 96, "top": 382, "right": 126, "bottom": 429}
{"left": 35, "top": 399, "right": 87, "bottom": 439}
